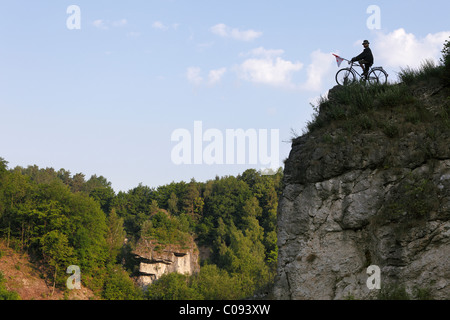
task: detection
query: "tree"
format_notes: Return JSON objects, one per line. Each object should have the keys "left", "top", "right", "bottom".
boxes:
{"left": 0, "top": 156, "right": 283, "bottom": 300}
{"left": 145, "top": 273, "right": 202, "bottom": 300}
{"left": 70, "top": 173, "right": 85, "bottom": 192}
{"left": 241, "top": 196, "right": 263, "bottom": 231}
{"left": 141, "top": 211, "right": 191, "bottom": 247}
{"left": 106, "top": 209, "right": 126, "bottom": 261}
{"left": 68, "top": 192, "right": 108, "bottom": 271}
{"left": 40, "top": 230, "right": 74, "bottom": 294}
{"left": 191, "top": 264, "right": 244, "bottom": 300}
{"left": 102, "top": 266, "right": 142, "bottom": 300}
{"left": 264, "top": 230, "right": 278, "bottom": 274}
{"left": 193, "top": 196, "right": 204, "bottom": 221}
{"left": 441, "top": 36, "right": 450, "bottom": 84}
{"left": 0, "top": 158, "right": 8, "bottom": 175}
{"left": 0, "top": 159, "right": 6, "bottom": 230}
{"left": 155, "top": 181, "right": 187, "bottom": 211}
{"left": 56, "top": 168, "right": 72, "bottom": 186}
{"left": 84, "top": 175, "right": 115, "bottom": 213}
{"left": 0, "top": 271, "right": 20, "bottom": 300}
{"left": 168, "top": 192, "right": 179, "bottom": 215}
{"left": 22, "top": 200, "right": 70, "bottom": 251}
{"left": 202, "top": 176, "right": 252, "bottom": 226}
{"left": 17, "top": 165, "right": 57, "bottom": 185}
{"left": 181, "top": 181, "right": 200, "bottom": 218}
{"left": 0, "top": 170, "right": 32, "bottom": 248}
{"left": 149, "top": 199, "right": 159, "bottom": 215}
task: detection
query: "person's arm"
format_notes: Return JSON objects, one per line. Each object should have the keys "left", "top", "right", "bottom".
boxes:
{"left": 352, "top": 49, "right": 368, "bottom": 62}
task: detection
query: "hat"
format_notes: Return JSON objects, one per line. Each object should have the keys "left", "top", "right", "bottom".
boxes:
{"left": 362, "top": 40, "right": 370, "bottom": 45}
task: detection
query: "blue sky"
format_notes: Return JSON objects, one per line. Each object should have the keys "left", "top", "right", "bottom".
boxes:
{"left": 1, "top": 0, "right": 449, "bottom": 192}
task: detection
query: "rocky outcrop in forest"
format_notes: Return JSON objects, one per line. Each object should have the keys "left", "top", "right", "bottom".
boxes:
{"left": 274, "top": 78, "right": 450, "bottom": 299}
{"left": 133, "top": 237, "right": 200, "bottom": 288}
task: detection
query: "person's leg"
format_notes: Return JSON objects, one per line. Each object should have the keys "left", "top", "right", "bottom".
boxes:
{"left": 364, "top": 64, "right": 370, "bottom": 78}
{"left": 359, "top": 60, "right": 369, "bottom": 78}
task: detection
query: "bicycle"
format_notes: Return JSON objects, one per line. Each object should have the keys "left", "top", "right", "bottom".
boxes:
{"left": 335, "top": 57, "right": 388, "bottom": 86}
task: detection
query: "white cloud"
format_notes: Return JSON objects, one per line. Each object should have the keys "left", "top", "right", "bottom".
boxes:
{"left": 241, "top": 47, "right": 285, "bottom": 59}
{"left": 298, "top": 29, "right": 450, "bottom": 92}
{"left": 372, "top": 28, "right": 450, "bottom": 70}
{"left": 301, "top": 50, "right": 335, "bottom": 92}
{"left": 237, "top": 47, "right": 303, "bottom": 88}
{"left": 197, "top": 42, "right": 215, "bottom": 50}
{"left": 93, "top": 19, "right": 108, "bottom": 30}
{"left": 93, "top": 18, "right": 128, "bottom": 30}
{"left": 152, "top": 21, "right": 168, "bottom": 30}
{"left": 126, "top": 32, "right": 141, "bottom": 38}
{"left": 152, "top": 21, "right": 179, "bottom": 31}
{"left": 186, "top": 67, "right": 203, "bottom": 86}
{"left": 211, "top": 23, "right": 262, "bottom": 41}
{"left": 186, "top": 67, "right": 227, "bottom": 86}
{"left": 211, "top": 24, "right": 228, "bottom": 37}
{"left": 208, "top": 68, "right": 227, "bottom": 85}
{"left": 112, "top": 19, "right": 127, "bottom": 27}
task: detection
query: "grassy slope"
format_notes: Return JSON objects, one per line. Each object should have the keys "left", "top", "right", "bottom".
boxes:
{"left": 0, "top": 240, "right": 95, "bottom": 300}
{"left": 305, "top": 61, "right": 449, "bottom": 143}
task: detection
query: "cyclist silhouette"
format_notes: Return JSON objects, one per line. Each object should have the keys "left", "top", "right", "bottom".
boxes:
{"left": 351, "top": 40, "right": 373, "bottom": 79}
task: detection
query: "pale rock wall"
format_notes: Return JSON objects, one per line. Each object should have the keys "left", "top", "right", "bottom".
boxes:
{"left": 133, "top": 239, "right": 200, "bottom": 288}
{"left": 274, "top": 85, "right": 450, "bottom": 300}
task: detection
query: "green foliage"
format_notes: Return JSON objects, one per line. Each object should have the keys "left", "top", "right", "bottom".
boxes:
{"left": 191, "top": 264, "right": 248, "bottom": 300}
{"left": 383, "top": 174, "right": 439, "bottom": 222}
{"left": 102, "top": 267, "right": 143, "bottom": 300}
{"left": 145, "top": 264, "right": 257, "bottom": 300}
{"left": 307, "top": 82, "right": 417, "bottom": 136}
{"left": 0, "top": 156, "right": 282, "bottom": 300}
{"left": 167, "top": 192, "right": 179, "bottom": 215}
{"left": 111, "top": 184, "right": 156, "bottom": 237}
{"left": 41, "top": 230, "right": 74, "bottom": 279}
{"left": 442, "top": 37, "right": 450, "bottom": 85}
{"left": 106, "top": 209, "right": 126, "bottom": 261}
{"left": 0, "top": 271, "right": 20, "bottom": 300}
{"left": 0, "top": 158, "right": 7, "bottom": 176}
{"left": 141, "top": 211, "right": 191, "bottom": 247}
{"left": 412, "top": 286, "right": 433, "bottom": 300}
{"left": 381, "top": 120, "right": 399, "bottom": 138}
{"left": 129, "top": 169, "right": 282, "bottom": 300}
{"left": 145, "top": 272, "right": 202, "bottom": 300}
{"left": 398, "top": 60, "right": 444, "bottom": 85}
{"left": 0, "top": 162, "right": 121, "bottom": 297}
{"left": 377, "top": 284, "right": 410, "bottom": 300}
{"left": 376, "top": 284, "right": 433, "bottom": 300}
{"left": 307, "top": 39, "right": 450, "bottom": 139}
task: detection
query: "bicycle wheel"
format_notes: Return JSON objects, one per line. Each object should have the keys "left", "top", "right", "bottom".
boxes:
{"left": 336, "top": 68, "right": 356, "bottom": 86}
{"left": 368, "top": 68, "right": 388, "bottom": 85}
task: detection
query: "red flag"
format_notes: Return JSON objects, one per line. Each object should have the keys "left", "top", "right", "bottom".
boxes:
{"left": 332, "top": 54, "right": 344, "bottom": 67}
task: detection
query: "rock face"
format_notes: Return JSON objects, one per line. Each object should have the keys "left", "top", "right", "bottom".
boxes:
{"left": 133, "top": 238, "right": 200, "bottom": 288}
{"left": 274, "top": 84, "right": 450, "bottom": 300}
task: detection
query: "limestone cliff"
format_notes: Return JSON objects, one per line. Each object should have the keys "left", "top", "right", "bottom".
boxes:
{"left": 274, "top": 81, "right": 450, "bottom": 300}
{"left": 133, "top": 237, "right": 200, "bottom": 288}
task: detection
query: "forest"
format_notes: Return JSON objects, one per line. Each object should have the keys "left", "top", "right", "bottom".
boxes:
{"left": 0, "top": 156, "right": 282, "bottom": 300}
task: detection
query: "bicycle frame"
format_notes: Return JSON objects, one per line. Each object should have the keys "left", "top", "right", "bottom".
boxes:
{"left": 343, "top": 62, "right": 387, "bottom": 82}
{"left": 334, "top": 55, "right": 388, "bottom": 85}
{"left": 348, "top": 61, "right": 368, "bottom": 79}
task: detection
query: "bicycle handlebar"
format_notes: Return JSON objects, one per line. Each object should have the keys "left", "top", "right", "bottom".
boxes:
{"left": 334, "top": 54, "right": 371, "bottom": 67}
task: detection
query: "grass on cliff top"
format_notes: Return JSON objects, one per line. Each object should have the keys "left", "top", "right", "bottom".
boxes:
{"left": 304, "top": 60, "right": 450, "bottom": 139}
